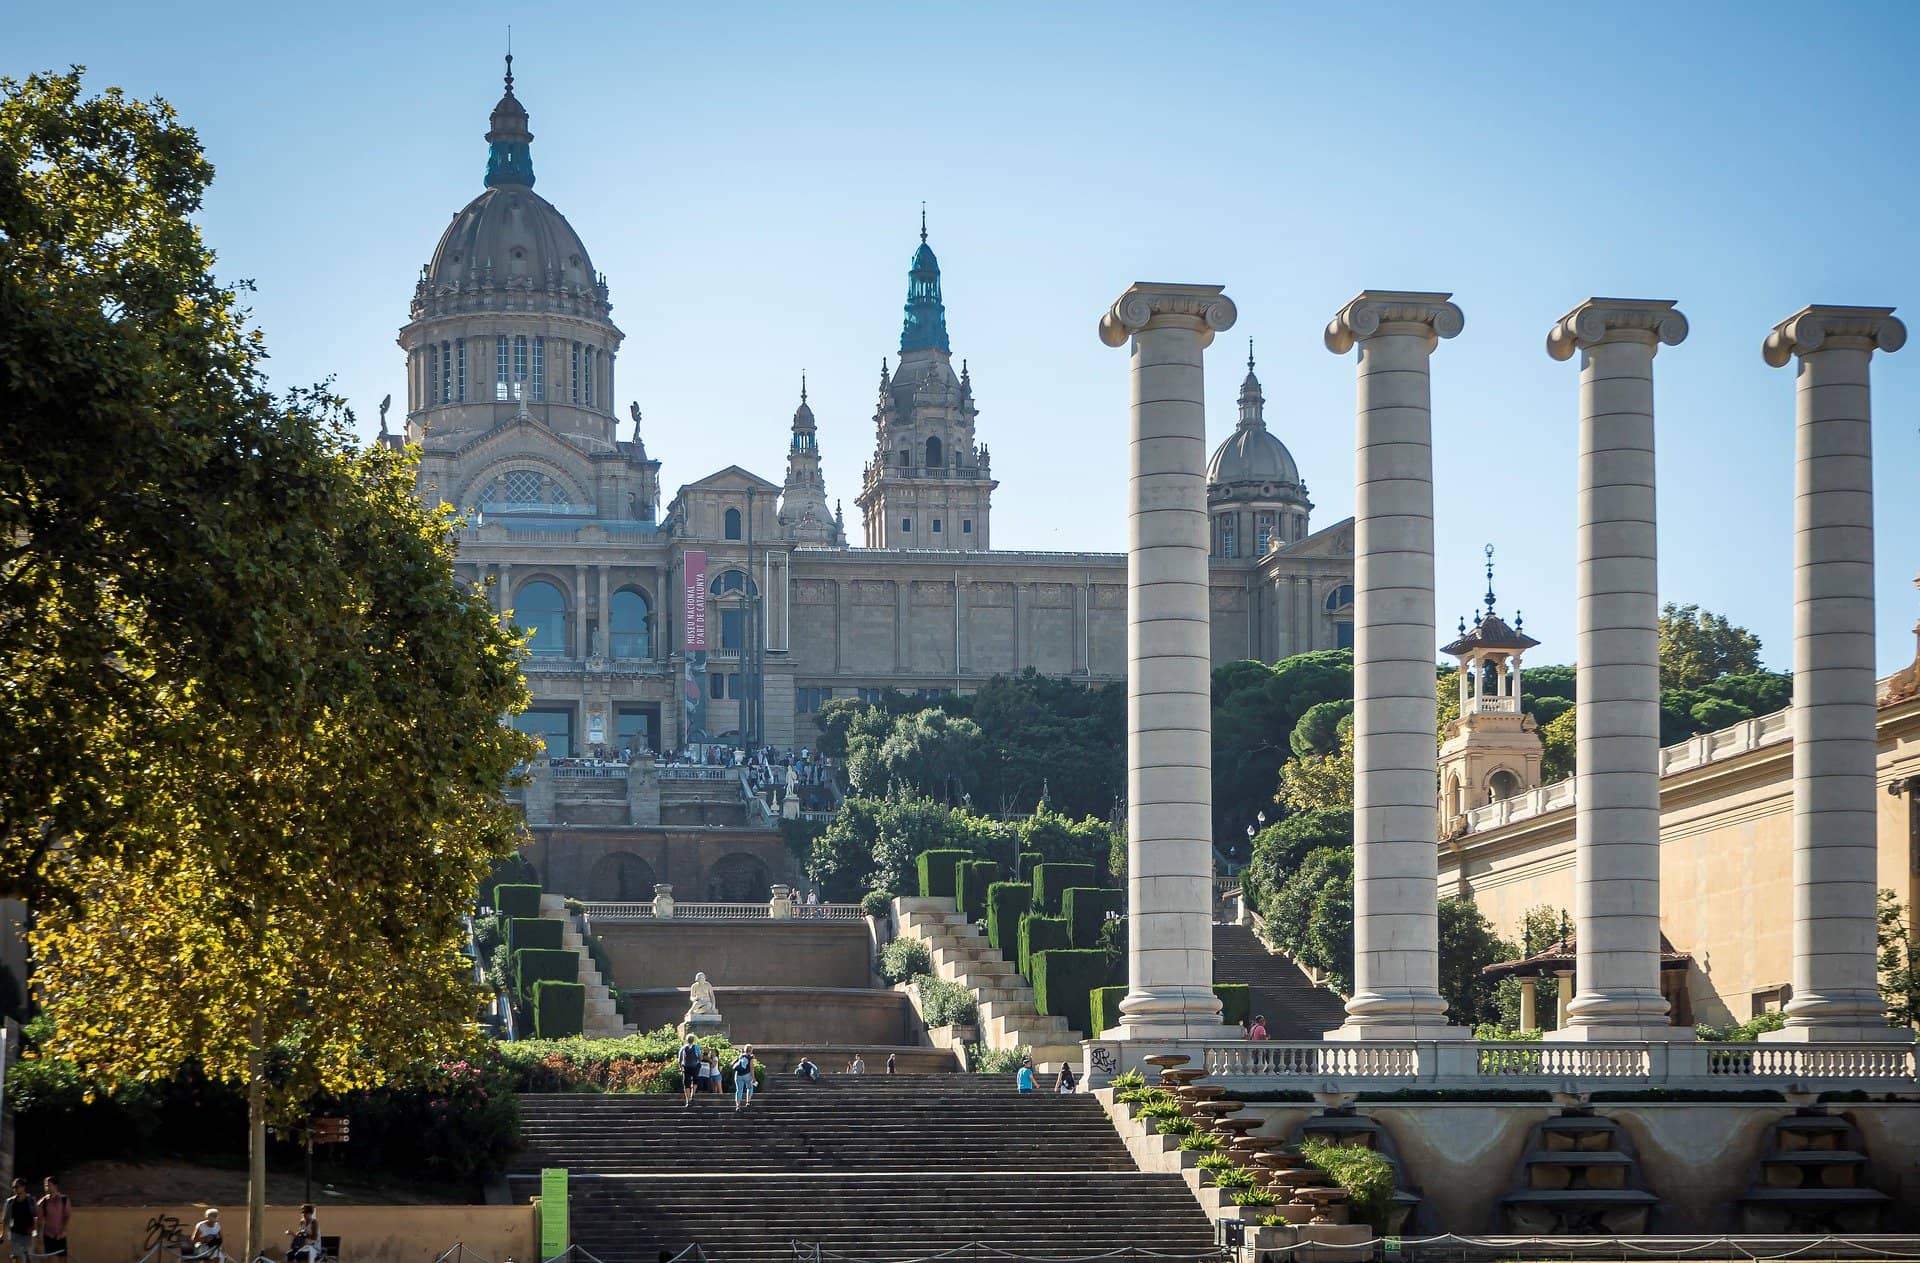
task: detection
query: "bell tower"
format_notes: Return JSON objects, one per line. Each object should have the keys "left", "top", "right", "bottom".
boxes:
{"left": 1439, "top": 546, "right": 1544, "bottom": 835}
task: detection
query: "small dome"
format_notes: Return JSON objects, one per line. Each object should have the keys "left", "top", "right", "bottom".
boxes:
{"left": 427, "top": 186, "right": 597, "bottom": 294}
{"left": 1207, "top": 425, "right": 1300, "bottom": 487}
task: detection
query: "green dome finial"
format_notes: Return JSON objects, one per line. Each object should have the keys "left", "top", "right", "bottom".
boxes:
{"left": 484, "top": 52, "right": 535, "bottom": 189}
{"left": 900, "top": 207, "right": 950, "bottom": 354}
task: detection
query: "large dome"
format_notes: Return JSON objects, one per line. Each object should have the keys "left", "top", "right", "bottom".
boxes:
{"left": 1207, "top": 424, "right": 1300, "bottom": 486}
{"left": 426, "top": 185, "right": 599, "bottom": 295}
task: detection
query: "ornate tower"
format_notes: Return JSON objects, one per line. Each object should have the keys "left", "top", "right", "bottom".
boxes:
{"left": 856, "top": 213, "right": 996, "bottom": 549}
{"left": 779, "top": 376, "right": 842, "bottom": 544}
{"left": 1206, "top": 341, "right": 1312, "bottom": 557}
{"left": 1439, "top": 547, "right": 1544, "bottom": 835}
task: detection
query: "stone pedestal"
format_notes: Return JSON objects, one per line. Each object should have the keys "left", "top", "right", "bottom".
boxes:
{"left": 1758, "top": 305, "right": 1910, "bottom": 1044}
{"left": 627, "top": 753, "right": 661, "bottom": 826}
{"left": 1099, "top": 282, "right": 1237, "bottom": 1038}
{"left": 680, "top": 1011, "right": 727, "bottom": 1042}
{"left": 769, "top": 884, "right": 794, "bottom": 920}
{"left": 1546, "top": 299, "right": 1691, "bottom": 1042}
{"left": 523, "top": 756, "right": 555, "bottom": 825}
{"left": 652, "top": 883, "right": 676, "bottom": 918}
{"left": 1323, "top": 291, "right": 1465, "bottom": 1041}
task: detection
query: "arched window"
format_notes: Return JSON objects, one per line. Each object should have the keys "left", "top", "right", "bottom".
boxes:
{"left": 724, "top": 507, "right": 742, "bottom": 540}
{"left": 926, "top": 435, "right": 944, "bottom": 468}
{"left": 516, "top": 581, "right": 568, "bottom": 656}
{"left": 610, "top": 588, "right": 651, "bottom": 659}
{"left": 710, "top": 570, "right": 755, "bottom": 596}
{"left": 1325, "top": 584, "right": 1355, "bottom": 611}
{"left": 1488, "top": 769, "right": 1522, "bottom": 802}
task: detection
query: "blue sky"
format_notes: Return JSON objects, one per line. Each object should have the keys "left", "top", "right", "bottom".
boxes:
{"left": 12, "top": 2, "right": 1920, "bottom": 672}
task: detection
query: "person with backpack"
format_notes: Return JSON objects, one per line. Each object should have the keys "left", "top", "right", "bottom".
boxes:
{"left": 679, "top": 1034, "right": 703, "bottom": 1108}
{"left": 732, "top": 1045, "right": 756, "bottom": 1111}
{"left": 5, "top": 1180, "right": 35, "bottom": 1263}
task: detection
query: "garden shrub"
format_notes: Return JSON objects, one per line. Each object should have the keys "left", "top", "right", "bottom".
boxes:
{"left": 1214, "top": 983, "right": 1250, "bottom": 1029}
{"left": 513, "top": 948, "right": 579, "bottom": 1005}
{"left": 1089, "top": 984, "right": 1127, "bottom": 1037}
{"left": 1302, "top": 1138, "right": 1395, "bottom": 1232}
{"left": 1110, "top": 1069, "right": 1145, "bottom": 1092}
{"left": 956, "top": 858, "right": 1002, "bottom": 924}
{"left": 1177, "top": 1131, "right": 1223, "bottom": 1152}
{"left": 1151, "top": 1113, "right": 1199, "bottom": 1138}
{"left": 501, "top": 1026, "right": 763, "bottom": 1094}
{"left": 860, "top": 889, "right": 895, "bottom": 918}
{"left": 986, "top": 881, "right": 1033, "bottom": 961}
{"left": 1695, "top": 1010, "right": 1788, "bottom": 1042}
{"left": 1195, "top": 1153, "right": 1236, "bottom": 1173}
{"left": 916, "top": 848, "right": 974, "bottom": 899}
{"left": 1032, "top": 862, "right": 1098, "bottom": 913}
{"left": 1062, "top": 886, "right": 1124, "bottom": 949}
{"left": 507, "top": 916, "right": 564, "bottom": 954}
{"left": 877, "top": 936, "right": 932, "bottom": 984}
{"left": 1211, "top": 1166, "right": 1255, "bottom": 1189}
{"left": 915, "top": 974, "right": 979, "bottom": 1027}
{"left": 1017, "top": 851, "right": 1045, "bottom": 879}
{"left": 1233, "top": 1189, "right": 1280, "bottom": 1208}
{"left": 1030, "top": 947, "right": 1114, "bottom": 1038}
{"left": 532, "top": 980, "right": 586, "bottom": 1039}
{"left": 494, "top": 883, "right": 543, "bottom": 918}
{"left": 968, "top": 1043, "right": 1030, "bottom": 1075}
{"left": 1018, "top": 913, "right": 1070, "bottom": 978}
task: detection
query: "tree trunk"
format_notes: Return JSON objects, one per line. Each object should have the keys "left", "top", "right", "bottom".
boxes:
{"left": 247, "top": 1007, "right": 267, "bottom": 1260}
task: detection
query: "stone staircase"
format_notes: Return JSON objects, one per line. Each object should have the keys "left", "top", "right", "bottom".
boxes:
{"left": 539, "top": 895, "right": 632, "bottom": 1037}
{"left": 894, "top": 897, "right": 1082, "bottom": 1069}
{"left": 511, "top": 1076, "right": 1217, "bottom": 1263}
{"left": 1211, "top": 923, "right": 1347, "bottom": 1040}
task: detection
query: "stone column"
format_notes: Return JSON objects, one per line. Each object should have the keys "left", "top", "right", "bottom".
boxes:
{"left": 598, "top": 564, "right": 611, "bottom": 655}
{"left": 1099, "top": 282, "right": 1236, "bottom": 1038}
{"left": 576, "top": 564, "right": 591, "bottom": 659}
{"left": 1324, "top": 291, "right": 1464, "bottom": 1039}
{"left": 1546, "top": 298, "right": 1690, "bottom": 1041}
{"left": 1519, "top": 977, "right": 1538, "bottom": 1032}
{"left": 1759, "top": 305, "right": 1908, "bottom": 1043}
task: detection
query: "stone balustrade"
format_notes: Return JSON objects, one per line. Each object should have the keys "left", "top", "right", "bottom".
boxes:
{"left": 578, "top": 900, "right": 865, "bottom": 923}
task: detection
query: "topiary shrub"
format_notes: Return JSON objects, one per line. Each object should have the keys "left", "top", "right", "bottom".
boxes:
{"left": 1302, "top": 1138, "right": 1396, "bottom": 1233}
{"left": 916, "top": 848, "right": 974, "bottom": 899}
{"left": 877, "top": 936, "right": 932, "bottom": 984}
{"left": 1029, "top": 947, "right": 1113, "bottom": 1038}
{"left": 1032, "top": 862, "right": 1098, "bottom": 913}
{"left": 1063, "top": 886, "right": 1124, "bottom": 949}
{"left": 1214, "top": 983, "right": 1250, "bottom": 1030}
{"left": 986, "top": 881, "right": 1032, "bottom": 961}
{"left": 914, "top": 974, "right": 978, "bottom": 1027}
{"left": 1017, "top": 851, "right": 1045, "bottom": 880}
{"left": 494, "top": 883, "right": 543, "bottom": 919}
{"left": 956, "top": 859, "right": 1002, "bottom": 924}
{"left": 507, "top": 917, "right": 564, "bottom": 954}
{"left": 532, "top": 980, "right": 586, "bottom": 1039}
{"left": 513, "top": 948, "right": 579, "bottom": 1006}
{"left": 1018, "top": 913, "right": 1071, "bottom": 979}
{"left": 1089, "top": 984, "right": 1128, "bottom": 1037}
{"left": 860, "top": 889, "right": 895, "bottom": 919}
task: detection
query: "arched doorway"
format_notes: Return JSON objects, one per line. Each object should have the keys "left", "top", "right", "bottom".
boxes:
{"left": 586, "top": 851, "right": 658, "bottom": 902}
{"left": 709, "top": 852, "right": 770, "bottom": 904}
{"left": 1488, "top": 769, "right": 1522, "bottom": 802}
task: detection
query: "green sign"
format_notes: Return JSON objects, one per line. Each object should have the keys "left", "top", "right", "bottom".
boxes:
{"left": 540, "top": 1167, "right": 569, "bottom": 1258}
{"left": 1384, "top": 1238, "right": 1402, "bottom": 1256}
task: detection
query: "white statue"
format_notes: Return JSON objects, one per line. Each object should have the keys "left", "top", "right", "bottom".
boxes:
{"left": 686, "top": 971, "right": 719, "bottom": 1017}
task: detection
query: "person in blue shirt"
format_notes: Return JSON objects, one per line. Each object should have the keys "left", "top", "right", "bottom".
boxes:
{"left": 1015, "top": 1056, "right": 1036, "bottom": 1093}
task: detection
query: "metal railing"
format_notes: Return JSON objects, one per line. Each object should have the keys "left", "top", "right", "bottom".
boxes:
{"left": 578, "top": 900, "right": 866, "bottom": 922}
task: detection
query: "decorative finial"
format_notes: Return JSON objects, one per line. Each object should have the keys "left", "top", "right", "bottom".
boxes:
{"left": 1515, "top": 609, "right": 1524, "bottom": 631}
{"left": 961, "top": 358, "right": 969, "bottom": 381}
{"left": 504, "top": 27, "right": 514, "bottom": 94}
{"left": 1248, "top": 337, "right": 1255, "bottom": 373}
{"left": 800, "top": 370, "right": 807, "bottom": 404}
{"left": 1458, "top": 615, "right": 1467, "bottom": 636}
{"left": 920, "top": 202, "right": 927, "bottom": 244}
{"left": 1483, "top": 543, "right": 1497, "bottom": 613}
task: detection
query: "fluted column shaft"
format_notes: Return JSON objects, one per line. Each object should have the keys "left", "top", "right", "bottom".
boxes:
{"left": 1324, "top": 291, "right": 1464, "bottom": 1040}
{"left": 1760, "top": 305, "right": 1908, "bottom": 1043}
{"left": 1099, "top": 283, "right": 1237, "bottom": 1038}
{"left": 1546, "top": 299, "right": 1688, "bottom": 1041}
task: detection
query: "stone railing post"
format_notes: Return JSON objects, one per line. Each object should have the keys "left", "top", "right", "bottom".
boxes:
{"left": 1759, "top": 306, "right": 1910, "bottom": 1044}
{"left": 652, "top": 883, "right": 676, "bottom": 919}
{"left": 1324, "top": 291, "right": 1465, "bottom": 1040}
{"left": 1099, "top": 282, "right": 1237, "bottom": 1038}
{"left": 1546, "top": 298, "right": 1690, "bottom": 1041}
{"left": 768, "top": 883, "right": 794, "bottom": 920}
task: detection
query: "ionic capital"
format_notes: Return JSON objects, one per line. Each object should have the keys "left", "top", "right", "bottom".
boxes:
{"left": 1546, "top": 298, "right": 1688, "bottom": 362}
{"left": 1099, "top": 283, "right": 1237, "bottom": 349}
{"left": 1323, "top": 290, "right": 1464, "bottom": 355}
{"left": 1762, "top": 304, "right": 1906, "bottom": 368}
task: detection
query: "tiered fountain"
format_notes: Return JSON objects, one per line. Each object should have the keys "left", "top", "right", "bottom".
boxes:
{"left": 1739, "top": 1105, "right": 1890, "bottom": 1233}
{"left": 1500, "top": 1104, "right": 1659, "bottom": 1234}
{"left": 1289, "top": 1100, "right": 1424, "bottom": 1234}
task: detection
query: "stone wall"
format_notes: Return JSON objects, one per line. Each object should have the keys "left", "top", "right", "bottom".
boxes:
{"left": 522, "top": 827, "right": 795, "bottom": 904}
{"left": 622, "top": 985, "right": 914, "bottom": 1046}
{"left": 71, "top": 1205, "right": 534, "bottom": 1263}
{"left": 595, "top": 921, "right": 873, "bottom": 990}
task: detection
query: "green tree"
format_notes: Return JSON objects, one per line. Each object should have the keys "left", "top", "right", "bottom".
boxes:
{"left": 1240, "top": 810, "right": 1352, "bottom": 913}
{"left": 807, "top": 794, "right": 1006, "bottom": 900}
{"left": 863, "top": 710, "right": 985, "bottom": 804}
{"left": 1263, "top": 846, "right": 1355, "bottom": 995}
{"left": 1290, "top": 698, "right": 1355, "bottom": 759}
{"left": 1278, "top": 714, "right": 1355, "bottom": 812}
{"left": 1212, "top": 650, "right": 1354, "bottom": 839}
{"left": 1438, "top": 898, "right": 1512, "bottom": 1027}
{"left": 1659, "top": 603, "right": 1764, "bottom": 691}
{"left": 1015, "top": 806, "right": 1115, "bottom": 871}
{"left": 1879, "top": 888, "right": 1920, "bottom": 1030}
{"left": 1539, "top": 708, "right": 1578, "bottom": 783}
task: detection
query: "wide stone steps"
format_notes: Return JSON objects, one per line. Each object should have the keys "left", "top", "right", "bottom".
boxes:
{"left": 1211, "top": 923, "right": 1347, "bottom": 1040}
{"left": 896, "top": 900, "right": 1083, "bottom": 1068}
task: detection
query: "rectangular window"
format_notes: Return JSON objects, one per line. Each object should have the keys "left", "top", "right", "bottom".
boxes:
{"left": 932, "top": 519, "right": 942, "bottom": 533}
{"left": 440, "top": 341, "right": 452, "bottom": 403}
{"left": 427, "top": 344, "right": 439, "bottom": 405}
{"left": 513, "top": 336, "right": 528, "bottom": 398}
{"left": 496, "top": 336, "right": 510, "bottom": 400}
{"left": 797, "top": 687, "right": 832, "bottom": 713}
{"left": 901, "top": 517, "right": 912, "bottom": 534}
{"left": 856, "top": 687, "right": 885, "bottom": 705}
{"left": 571, "top": 342, "right": 581, "bottom": 403}
{"left": 512, "top": 708, "right": 574, "bottom": 760}
{"left": 456, "top": 339, "right": 467, "bottom": 402}
{"left": 719, "top": 608, "right": 744, "bottom": 651}
{"left": 709, "top": 672, "right": 726, "bottom": 700}
{"left": 584, "top": 347, "right": 596, "bottom": 407}
{"left": 963, "top": 519, "right": 973, "bottom": 534}
{"left": 616, "top": 707, "right": 655, "bottom": 754}
{"left": 532, "top": 337, "right": 545, "bottom": 401}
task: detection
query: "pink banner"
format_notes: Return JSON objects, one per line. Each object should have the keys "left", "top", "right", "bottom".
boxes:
{"left": 683, "top": 550, "right": 707, "bottom": 650}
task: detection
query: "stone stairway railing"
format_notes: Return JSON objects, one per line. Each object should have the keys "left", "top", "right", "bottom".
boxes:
{"left": 893, "top": 895, "right": 1083, "bottom": 1070}
{"left": 540, "top": 894, "right": 633, "bottom": 1038}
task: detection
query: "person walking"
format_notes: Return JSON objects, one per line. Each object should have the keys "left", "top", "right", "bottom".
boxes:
{"left": 679, "top": 1033, "right": 704, "bottom": 1107}
{"left": 1248, "top": 1014, "right": 1270, "bottom": 1041}
{"left": 701, "top": 1050, "right": 720, "bottom": 1094}
{"left": 732, "top": 1045, "right": 757, "bottom": 1112}
{"left": 1015, "top": 1057, "right": 1036, "bottom": 1093}
{"left": 885, "top": 1052, "right": 897, "bottom": 1075}
{"left": 35, "top": 1178, "right": 70, "bottom": 1260}
{"left": 847, "top": 1053, "right": 866, "bottom": 1075}
{"left": 5, "top": 1180, "right": 34, "bottom": 1263}
{"left": 1055, "top": 1063, "right": 1077, "bottom": 1094}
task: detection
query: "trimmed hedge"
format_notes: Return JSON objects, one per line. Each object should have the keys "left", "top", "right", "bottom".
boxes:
{"left": 533, "top": 980, "right": 586, "bottom": 1038}
{"left": 1017, "top": 851, "right": 1045, "bottom": 880}
{"left": 1214, "top": 983, "right": 1250, "bottom": 1029}
{"left": 508, "top": 917, "right": 564, "bottom": 954}
{"left": 1062, "top": 887, "right": 1124, "bottom": 949}
{"left": 916, "top": 848, "right": 975, "bottom": 900}
{"left": 1031, "top": 948, "right": 1114, "bottom": 1039}
{"left": 986, "top": 881, "right": 1033, "bottom": 962}
{"left": 956, "top": 859, "right": 1002, "bottom": 924}
{"left": 1032, "top": 863, "right": 1098, "bottom": 913}
{"left": 1090, "top": 984, "right": 1128, "bottom": 1037}
{"left": 514, "top": 947, "right": 579, "bottom": 1005}
{"left": 1018, "top": 913, "right": 1071, "bottom": 979}
{"left": 494, "top": 883, "right": 543, "bottom": 918}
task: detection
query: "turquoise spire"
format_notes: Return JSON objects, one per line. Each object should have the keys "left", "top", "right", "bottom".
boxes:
{"left": 899, "top": 205, "right": 950, "bottom": 354}
{"left": 484, "top": 53, "right": 536, "bottom": 189}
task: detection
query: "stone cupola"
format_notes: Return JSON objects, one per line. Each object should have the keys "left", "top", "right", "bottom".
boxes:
{"left": 1206, "top": 342, "right": 1312, "bottom": 558}
{"left": 1439, "top": 545, "right": 1544, "bottom": 835}
{"left": 780, "top": 375, "right": 842, "bottom": 545}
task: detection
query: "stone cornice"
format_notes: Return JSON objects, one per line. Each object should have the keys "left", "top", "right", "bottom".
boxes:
{"left": 1546, "top": 297, "right": 1688, "bottom": 361}
{"left": 1098, "top": 283, "right": 1237, "bottom": 349}
{"left": 1323, "top": 290, "right": 1464, "bottom": 355}
{"left": 1762, "top": 304, "right": 1907, "bottom": 368}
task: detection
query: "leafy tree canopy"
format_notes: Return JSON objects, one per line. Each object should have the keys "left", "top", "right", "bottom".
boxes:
{"left": 1212, "top": 650, "right": 1353, "bottom": 840}
{"left": 1659, "top": 602, "right": 1764, "bottom": 691}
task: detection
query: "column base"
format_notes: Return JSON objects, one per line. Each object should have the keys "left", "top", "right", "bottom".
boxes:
{"left": 1546, "top": 1022, "right": 1694, "bottom": 1043}
{"left": 1759, "top": 1022, "right": 1916, "bottom": 1044}
{"left": 1117, "top": 985, "right": 1225, "bottom": 1040}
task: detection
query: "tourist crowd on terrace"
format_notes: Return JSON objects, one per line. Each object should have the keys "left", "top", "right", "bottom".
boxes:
{"left": 545, "top": 743, "right": 835, "bottom": 785}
